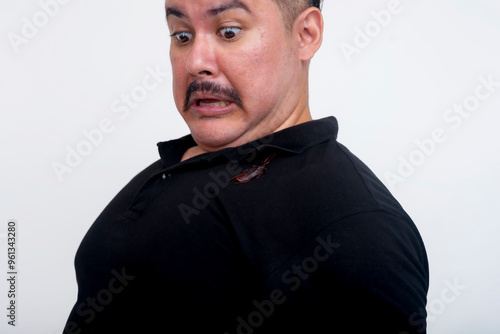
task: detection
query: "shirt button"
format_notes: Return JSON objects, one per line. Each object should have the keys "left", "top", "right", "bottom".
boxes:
{"left": 162, "top": 173, "right": 172, "bottom": 180}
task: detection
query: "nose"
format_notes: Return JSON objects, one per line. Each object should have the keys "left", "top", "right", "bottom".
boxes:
{"left": 186, "top": 35, "right": 219, "bottom": 78}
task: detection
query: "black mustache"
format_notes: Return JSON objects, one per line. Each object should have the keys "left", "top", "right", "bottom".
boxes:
{"left": 184, "top": 81, "right": 242, "bottom": 111}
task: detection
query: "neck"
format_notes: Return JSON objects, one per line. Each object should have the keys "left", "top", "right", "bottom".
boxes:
{"left": 181, "top": 107, "right": 312, "bottom": 162}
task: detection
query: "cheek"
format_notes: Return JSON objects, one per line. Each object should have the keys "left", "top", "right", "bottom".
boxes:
{"left": 171, "top": 58, "right": 189, "bottom": 110}
{"left": 226, "top": 39, "right": 290, "bottom": 108}
{"left": 238, "top": 34, "right": 284, "bottom": 73}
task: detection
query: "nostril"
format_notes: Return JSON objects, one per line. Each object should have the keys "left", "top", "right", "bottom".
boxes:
{"left": 186, "top": 63, "right": 212, "bottom": 77}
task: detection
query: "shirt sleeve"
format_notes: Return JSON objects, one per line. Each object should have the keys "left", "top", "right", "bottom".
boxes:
{"left": 260, "top": 210, "right": 429, "bottom": 334}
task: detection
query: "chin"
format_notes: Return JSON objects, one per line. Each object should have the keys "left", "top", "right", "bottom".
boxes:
{"left": 188, "top": 120, "right": 247, "bottom": 151}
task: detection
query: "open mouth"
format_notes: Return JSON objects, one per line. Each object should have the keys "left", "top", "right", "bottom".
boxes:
{"left": 197, "top": 99, "right": 230, "bottom": 107}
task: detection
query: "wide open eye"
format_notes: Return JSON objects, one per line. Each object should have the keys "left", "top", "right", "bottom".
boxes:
{"left": 171, "top": 31, "right": 194, "bottom": 45}
{"left": 217, "top": 27, "right": 242, "bottom": 41}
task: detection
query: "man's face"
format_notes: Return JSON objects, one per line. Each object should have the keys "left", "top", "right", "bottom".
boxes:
{"left": 165, "top": 0, "right": 306, "bottom": 151}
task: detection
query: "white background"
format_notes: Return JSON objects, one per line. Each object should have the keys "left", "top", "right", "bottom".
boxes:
{"left": 1, "top": 0, "right": 499, "bottom": 333}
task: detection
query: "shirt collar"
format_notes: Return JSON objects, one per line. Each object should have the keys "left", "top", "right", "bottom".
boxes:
{"left": 157, "top": 116, "right": 338, "bottom": 168}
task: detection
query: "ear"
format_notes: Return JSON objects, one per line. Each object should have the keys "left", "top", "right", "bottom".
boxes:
{"left": 294, "top": 7, "right": 324, "bottom": 62}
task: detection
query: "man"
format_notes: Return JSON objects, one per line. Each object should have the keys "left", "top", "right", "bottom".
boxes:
{"left": 64, "top": 0, "right": 429, "bottom": 333}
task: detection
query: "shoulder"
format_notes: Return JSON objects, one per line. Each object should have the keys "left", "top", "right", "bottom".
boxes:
{"left": 267, "top": 137, "right": 405, "bottom": 219}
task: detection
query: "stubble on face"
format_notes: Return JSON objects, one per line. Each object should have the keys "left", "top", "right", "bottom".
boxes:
{"left": 167, "top": 0, "right": 312, "bottom": 154}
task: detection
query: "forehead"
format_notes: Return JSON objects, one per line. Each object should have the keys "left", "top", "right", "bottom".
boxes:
{"left": 165, "top": 0, "right": 278, "bottom": 21}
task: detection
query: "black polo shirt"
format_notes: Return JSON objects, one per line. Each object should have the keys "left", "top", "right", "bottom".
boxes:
{"left": 64, "top": 116, "right": 429, "bottom": 334}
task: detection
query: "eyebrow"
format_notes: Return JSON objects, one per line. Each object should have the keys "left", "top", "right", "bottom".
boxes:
{"left": 166, "top": 0, "right": 252, "bottom": 21}
{"left": 166, "top": 7, "right": 185, "bottom": 19}
{"left": 207, "top": 0, "right": 252, "bottom": 17}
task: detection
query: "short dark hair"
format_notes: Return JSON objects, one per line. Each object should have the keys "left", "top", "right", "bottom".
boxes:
{"left": 273, "top": 0, "right": 323, "bottom": 29}
{"left": 311, "top": 0, "right": 322, "bottom": 9}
